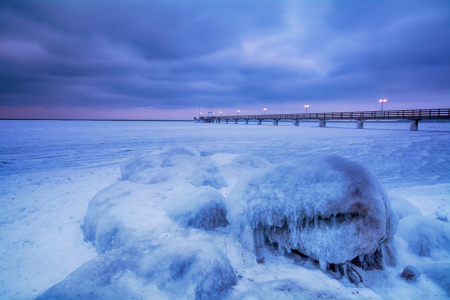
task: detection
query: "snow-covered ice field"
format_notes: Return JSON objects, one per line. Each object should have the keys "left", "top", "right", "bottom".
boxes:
{"left": 1, "top": 120, "right": 449, "bottom": 299}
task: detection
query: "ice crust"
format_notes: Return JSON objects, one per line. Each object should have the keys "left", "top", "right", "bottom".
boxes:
{"left": 36, "top": 242, "right": 237, "bottom": 300}
{"left": 120, "top": 146, "right": 227, "bottom": 189}
{"left": 166, "top": 186, "right": 228, "bottom": 230}
{"left": 226, "top": 155, "right": 399, "bottom": 265}
{"left": 397, "top": 215, "right": 450, "bottom": 260}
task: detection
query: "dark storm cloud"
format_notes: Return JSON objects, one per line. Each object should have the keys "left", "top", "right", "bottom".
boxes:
{"left": 0, "top": 0, "right": 449, "bottom": 111}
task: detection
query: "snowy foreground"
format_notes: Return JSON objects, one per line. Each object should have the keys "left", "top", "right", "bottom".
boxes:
{"left": 1, "top": 121, "right": 449, "bottom": 299}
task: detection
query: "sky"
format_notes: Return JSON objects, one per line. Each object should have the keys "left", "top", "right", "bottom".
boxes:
{"left": 0, "top": 0, "right": 449, "bottom": 120}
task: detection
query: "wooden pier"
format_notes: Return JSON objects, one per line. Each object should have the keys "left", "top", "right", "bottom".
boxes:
{"left": 194, "top": 108, "right": 450, "bottom": 131}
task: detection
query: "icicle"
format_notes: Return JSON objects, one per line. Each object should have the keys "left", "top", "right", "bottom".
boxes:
{"left": 345, "top": 213, "right": 350, "bottom": 222}
{"left": 254, "top": 227, "right": 265, "bottom": 249}
{"left": 319, "top": 258, "right": 328, "bottom": 273}
{"left": 359, "top": 254, "right": 364, "bottom": 263}
{"left": 314, "top": 216, "right": 318, "bottom": 228}
{"left": 299, "top": 218, "right": 303, "bottom": 230}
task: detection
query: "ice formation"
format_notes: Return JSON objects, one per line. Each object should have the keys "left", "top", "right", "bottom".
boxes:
{"left": 397, "top": 215, "right": 450, "bottom": 260}
{"left": 226, "top": 155, "right": 399, "bottom": 273}
{"left": 37, "top": 147, "right": 241, "bottom": 299}
{"left": 165, "top": 186, "right": 228, "bottom": 230}
{"left": 35, "top": 241, "right": 237, "bottom": 300}
{"left": 120, "top": 146, "right": 227, "bottom": 189}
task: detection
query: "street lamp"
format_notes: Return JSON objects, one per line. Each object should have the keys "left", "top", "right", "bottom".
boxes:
{"left": 263, "top": 108, "right": 267, "bottom": 116}
{"left": 219, "top": 111, "right": 222, "bottom": 116}
{"left": 304, "top": 104, "right": 309, "bottom": 114}
{"left": 379, "top": 99, "right": 387, "bottom": 111}
{"left": 237, "top": 110, "right": 240, "bottom": 116}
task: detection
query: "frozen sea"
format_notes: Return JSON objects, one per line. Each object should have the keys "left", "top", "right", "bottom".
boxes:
{"left": 1, "top": 120, "right": 449, "bottom": 299}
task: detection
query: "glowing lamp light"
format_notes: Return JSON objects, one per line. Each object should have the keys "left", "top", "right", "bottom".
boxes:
{"left": 379, "top": 99, "right": 387, "bottom": 111}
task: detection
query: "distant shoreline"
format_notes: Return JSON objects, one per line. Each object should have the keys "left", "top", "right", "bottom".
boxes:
{"left": 0, "top": 119, "right": 193, "bottom": 121}
{"left": 1, "top": 119, "right": 449, "bottom": 123}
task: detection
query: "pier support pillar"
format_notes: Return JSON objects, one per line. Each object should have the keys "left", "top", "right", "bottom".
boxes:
{"left": 292, "top": 119, "right": 299, "bottom": 126}
{"left": 225, "top": 119, "right": 228, "bottom": 124}
{"left": 319, "top": 119, "right": 327, "bottom": 127}
{"left": 257, "top": 119, "right": 262, "bottom": 125}
{"left": 410, "top": 119, "right": 421, "bottom": 131}
{"left": 233, "top": 119, "right": 238, "bottom": 124}
{"left": 216, "top": 119, "right": 220, "bottom": 123}
{"left": 245, "top": 119, "right": 249, "bottom": 125}
{"left": 273, "top": 119, "right": 279, "bottom": 126}
{"left": 356, "top": 118, "right": 366, "bottom": 129}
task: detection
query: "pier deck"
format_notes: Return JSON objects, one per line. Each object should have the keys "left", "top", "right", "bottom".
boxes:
{"left": 195, "top": 108, "right": 450, "bottom": 131}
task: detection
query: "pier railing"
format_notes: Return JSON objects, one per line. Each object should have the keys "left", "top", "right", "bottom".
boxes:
{"left": 210, "top": 108, "right": 450, "bottom": 121}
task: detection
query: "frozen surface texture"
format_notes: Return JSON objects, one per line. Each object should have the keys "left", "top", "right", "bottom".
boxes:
{"left": 230, "top": 154, "right": 270, "bottom": 169}
{"left": 397, "top": 215, "right": 450, "bottom": 260}
{"left": 36, "top": 242, "right": 236, "bottom": 300}
{"left": 226, "top": 155, "right": 399, "bottom": 266}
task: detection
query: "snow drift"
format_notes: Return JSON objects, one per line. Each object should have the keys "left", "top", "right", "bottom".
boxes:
{"left": 226, "top": 155, "right": 399, "bottom": 271}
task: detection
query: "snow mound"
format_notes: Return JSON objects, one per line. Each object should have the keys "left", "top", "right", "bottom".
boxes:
{"left": 397, "top": 215, "right": 450, "bottom": 260}
{"left": 389, "top": 193, "right": 422, "bottom": 220}
{"left": 120, "top": 146, "right": 227, "bottom": 189}
{"left": 36, "top": 241, "right": 236, "bottom": 300}
{"left": 226, "top": 155, "right": 398, "bottom": 267}
{"left": 165, "top": 186, "right": 228, "bottom": 230}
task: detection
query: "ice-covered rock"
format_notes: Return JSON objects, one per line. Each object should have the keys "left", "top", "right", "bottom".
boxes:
{"left": 120, "top": 146, "right": 227, "bottom": 189}
{"left": 226, "top": 155, "right": 398, "bottom": 269}
{"left": 165, "top": 186, "right": 228, "bottom": 230}
{"left": 388, "top": 193, "right": 422, "bottom": 220}
{"left": 36, "top": 241, "right": 236, "bottom": 300}
{"left": 81, "top": 181, "right": 178, "bottom": 253}
{"left": 82, "top": 147, "right": 232, "bottom": 254}
{"left": 400, "top": 266, "right": 421, "bottom": 280}
{"left": 63, "top": 147, "right": 237, "bottom": 299}
{"left": 397, "top": 215, "right": 450, "bottom": 260}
